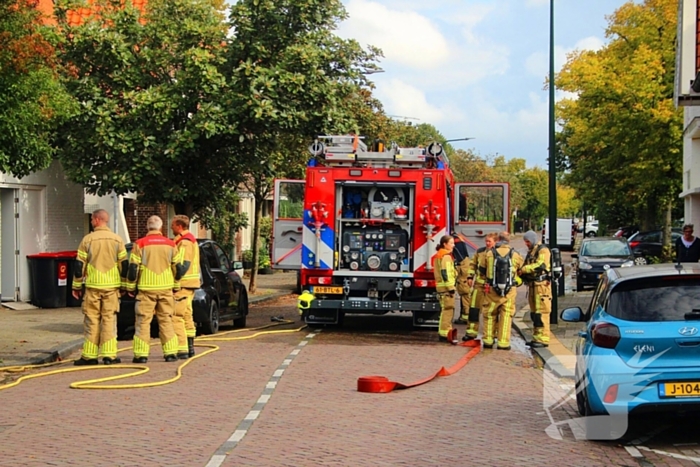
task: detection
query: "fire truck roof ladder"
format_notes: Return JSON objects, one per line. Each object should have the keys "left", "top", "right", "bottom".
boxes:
{"left": 310, "top": 135, "right": 432, "bottom": 168}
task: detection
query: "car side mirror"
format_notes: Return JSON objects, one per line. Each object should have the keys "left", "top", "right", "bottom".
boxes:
{"left": 232, "top": 261, "right": 243, "bottom": 270}
{"left": 561, "top": 306, "right": 584, "bottom": 322}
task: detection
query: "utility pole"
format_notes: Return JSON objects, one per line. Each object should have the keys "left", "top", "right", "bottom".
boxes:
{"left": 548, "top": 0, "right": 559, "bottom": 324}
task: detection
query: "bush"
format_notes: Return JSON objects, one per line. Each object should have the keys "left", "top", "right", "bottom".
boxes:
{"left": 241, "top": 248, "right": 270, "bottom": 269}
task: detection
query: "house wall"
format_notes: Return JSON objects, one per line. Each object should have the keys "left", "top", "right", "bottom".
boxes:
{"left": 678, "top": 0, "right": 700, "bottom": 228}
{"left": 0, "top": 160, "right": 84, "bottom": 301}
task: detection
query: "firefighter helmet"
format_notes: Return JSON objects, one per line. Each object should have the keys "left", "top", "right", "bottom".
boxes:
{"left": 297, "top": 290, "right": 316, "bottom": 315}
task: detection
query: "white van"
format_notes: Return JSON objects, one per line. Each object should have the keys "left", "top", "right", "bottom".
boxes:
{"left": 543, "top": 218, "right": 574, "bottom": 250}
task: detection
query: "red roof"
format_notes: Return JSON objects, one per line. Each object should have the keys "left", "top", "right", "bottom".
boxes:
{"left": 36, "top": 0, "right": 147, "bottom": 26}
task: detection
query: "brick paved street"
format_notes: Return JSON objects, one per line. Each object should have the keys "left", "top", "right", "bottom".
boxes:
{"left": 2, "top": 269, "right": 700, "bottom": 466}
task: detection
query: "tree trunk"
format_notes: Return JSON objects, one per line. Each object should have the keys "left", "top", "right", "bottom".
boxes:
{"left": 248, "top": 188, "right": 264, "bottom": 294}
{"left": 662, "top": 196, "right": 672, "bottom": 249}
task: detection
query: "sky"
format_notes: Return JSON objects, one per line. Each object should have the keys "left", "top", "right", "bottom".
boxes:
{"left": 335, "top": 0, "right": 632, "bottom": 168}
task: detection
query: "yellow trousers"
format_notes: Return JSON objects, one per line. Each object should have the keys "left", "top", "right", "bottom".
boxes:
{"left": 81, "top": 288, "right": 120, "bottom": 360}
{"left": 463, "top": 284, "right": 485, "bottom": 338}
{"left": 528, "top": 282, "right": 552, "bottom": 344}
{"left": 481, "top": 289, "right": 517, "bottom": 348}
{"left": 173, "top": 288, "right": 196, "bottom": 354}
{"left": 438, "top": 291, "right": 455, "bottom": 337}
{"left": 133, "top": 290, "right": 178, "bottom": 358}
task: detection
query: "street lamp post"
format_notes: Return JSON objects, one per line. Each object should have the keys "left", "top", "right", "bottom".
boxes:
{"left": 548, "top": 0, "right": 559, "bottom": 324}
{"left": 444, "top": 137, "right": 475, "bottom": 143}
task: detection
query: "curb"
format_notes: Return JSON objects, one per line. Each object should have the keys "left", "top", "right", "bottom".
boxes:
{"left": 512, "top": 305, "right": 575, "bottom": 379}
{"left": 249, "top": 290, "right": 293, "bottom": 304}
{"left": 1, "top": 290, "right": 294, "bottom": 368}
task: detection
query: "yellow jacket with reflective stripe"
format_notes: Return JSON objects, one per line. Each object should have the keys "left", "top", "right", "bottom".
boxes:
{"left": 470, "top": 247, "right": 488, "bottom": 285}
{"left": 174, "top": 231, "right": 201, "bottom": 289}
{"left": 433, "top": 249, "right": 456, "bottom": 293}
{"left": 73, "top": 226, "right": 127, "bottom": 290}
{"left": 126, "top": 231, "right": 183, "bottom": 292}
{"left": 521, "top": 243, "right": 551, "bottom": 280}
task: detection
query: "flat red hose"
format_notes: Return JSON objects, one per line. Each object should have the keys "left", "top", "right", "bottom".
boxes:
{"left": 357, "top": 339, "right": 482, "bottom": 393}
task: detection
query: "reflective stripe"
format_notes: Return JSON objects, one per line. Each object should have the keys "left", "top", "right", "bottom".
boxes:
{"left": 99, "top": 338, "right": 118, "bottom": 358}
{"left": 137, "top": 266, "right": 176, "bottom": 290}
{"left": 162, "top": 335, "right": 178, "bottom": 355}
{"left": 133, "top": 336, "right": 150, "bottom": 358}
{"left": 84, "top": 264, "right": 121, "bottom": 289}
{"left": 81, "top": 340, "right": 99, "bottom": 359}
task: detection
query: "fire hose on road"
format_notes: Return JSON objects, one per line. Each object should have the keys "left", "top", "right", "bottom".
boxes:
{"left": 357, "top": 339, "right": 481, "bottom": 393}
{"left": 0, "top": 320, "right": 304, "bottom": 391}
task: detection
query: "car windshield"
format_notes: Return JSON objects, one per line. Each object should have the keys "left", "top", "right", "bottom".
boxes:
{"left": 580, "top": 241, "right": 630, "bottom": 257}
{"left": 607, "top": 277, "right": 700, "bottom": 322}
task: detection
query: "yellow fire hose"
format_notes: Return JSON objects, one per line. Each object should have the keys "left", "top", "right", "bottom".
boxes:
{"left": 0, "top": 320, "right": 305, "bottom": 391}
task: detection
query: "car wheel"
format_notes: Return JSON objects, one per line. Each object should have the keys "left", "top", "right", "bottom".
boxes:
{"left": 576, "top": 279, "right": 584, "bottom": 292}
{"left": 586, "top": 231, "right": 596, "bottom": 238}
{"left": 634, "top": 256, "right": 647, "bottom": 266}
{"left": 233, "top": 290, "right": 248, "bottom": 328}
{"left": 202, "top": 301, "right": 220, "bottom": 335}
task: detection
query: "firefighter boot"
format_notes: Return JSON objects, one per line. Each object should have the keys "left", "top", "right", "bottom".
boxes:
{"left": 132, "top": 357, "right": 148, "bottom": 364}
{"left": 74, "top": 358, "right": 98, "bottom": 366}
{"left": 177, "top": 352, "right": 189, "bottom": 360}
{"left": 102, "top": 357, "right": 121, "bottom": 365}
{"left": 188, "top": 337, "right": 195, "bottom": 357}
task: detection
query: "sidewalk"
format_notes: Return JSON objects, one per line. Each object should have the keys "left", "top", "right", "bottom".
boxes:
{"left": 0, "top": 271, "right": 297, "bottom": 368}
{"left": 512, "top": 282, "right": 592, "bottom": 379}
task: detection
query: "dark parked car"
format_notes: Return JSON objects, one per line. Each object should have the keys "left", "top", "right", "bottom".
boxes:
{"left": 561, "top": 263, "right": 700, "bottom": 440}
{"left": 627, "top": 229, "right": 681, "bottom": 265}
{"left": 117, "top": 239, "right": 248, "bottom": 340}
{"left": 573, "top": 237, "right": 634, "bottom": 292}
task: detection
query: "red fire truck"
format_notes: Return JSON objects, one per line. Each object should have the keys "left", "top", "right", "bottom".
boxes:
{"left": 272, "top": 135, "right": 509, "bottom": 327}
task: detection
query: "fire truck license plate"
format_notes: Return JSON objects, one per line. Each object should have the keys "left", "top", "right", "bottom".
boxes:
{"left": 312, "top": 286, "right": 343, "bottom": 295}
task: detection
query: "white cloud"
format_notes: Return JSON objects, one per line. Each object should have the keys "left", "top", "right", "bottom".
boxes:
{"left": 524, "top": 35, "right": 606, "bottom": 78}
{"left": 375, "top": 79, "right": 448, "bottom": 124}
{"left": 339, "top": 0, "right": 450, "bottom": 69}
{"left": 525, "top": 0, "right": 549, "bottom": 6}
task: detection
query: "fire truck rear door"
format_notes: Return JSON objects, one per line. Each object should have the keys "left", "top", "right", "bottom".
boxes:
{"left": 272, "top": 179, "right": 305, "bottom": 270}
{"left": 453, "top": 183, "right": 510, "bottom": 250}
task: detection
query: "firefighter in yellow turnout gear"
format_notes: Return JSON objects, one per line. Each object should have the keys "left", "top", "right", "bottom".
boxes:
{"left": 434, "top": 235, "right": 457, "bottom": 343}
{"left": 72, "top": 209, "right": 128, "bottom": 366}
{"left": 171, "top": 215, "right": 201, "bottom": 359}
{"left": 481, "top": 232, "right": 523, "bottom": 350}
{"left": 463, "top": 233, "right": 498, "bottom": 341}
{"left": 452, "top": 233, "right": 472, "bottom": 325}
{"left": 520, "top": 230, "right": 552, "bottom": 348}
{"left": 126, "top": 215, "right": 185, "bottom": 363}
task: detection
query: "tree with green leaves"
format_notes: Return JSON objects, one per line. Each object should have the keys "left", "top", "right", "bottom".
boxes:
{"left": 55, "top": 0, "right": 239, "bottom": 218}
{"left": 0, "top": 0, "right": 74, "bottom": 177}
{"left": 225, "top": 0, "right": 381, "bottom": 293}
{"left": 557, "top": 0, "right": 682, "bottom": 247}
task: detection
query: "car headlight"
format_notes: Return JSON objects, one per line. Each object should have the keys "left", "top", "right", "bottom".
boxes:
{"left": 621, "top": 260, "right": 634, "bottom": 268}
{"left": 578, "top": 261, "right": 592, "bottom": 270}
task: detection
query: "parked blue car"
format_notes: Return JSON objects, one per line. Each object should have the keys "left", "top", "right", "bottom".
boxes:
{"left": 562, "top": 263, "right": 700, "bottom": 439}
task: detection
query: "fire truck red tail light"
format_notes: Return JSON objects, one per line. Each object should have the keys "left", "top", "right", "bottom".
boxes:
{"left": 415, "top": 280, "right": 436, "bottom": 288}
{"left": 308, "top": 276, "right": 333, "bottom": 285}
